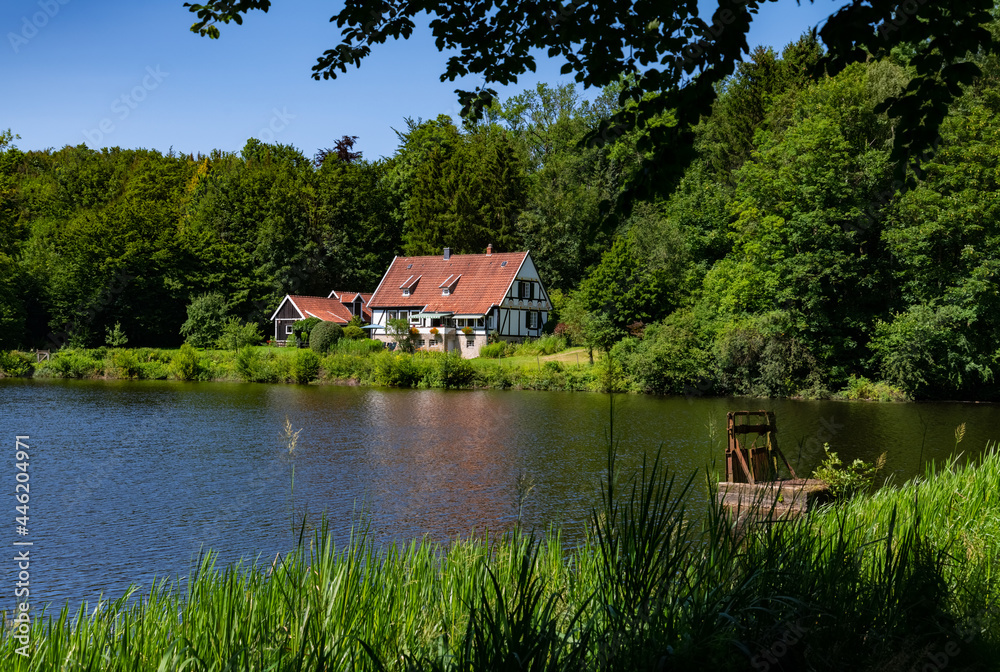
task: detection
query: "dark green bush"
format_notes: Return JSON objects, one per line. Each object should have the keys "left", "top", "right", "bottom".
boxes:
{"left": 180, "top": 292, "right": 230, "bottom": 348}
{"left": 235, "top": 348, "right": 286, "bottom": 383}
{"left": 292, "top": 317, "right": 322, "bottom": 343}
{"left": 310, "top": 322, "right": 344, "bottom": 354}
{"left": 106, "top": 349, "right": 141, "bottom": 379}
{"left": 713, "top": 311, "right": 821, "bottom": 397}
{"left": 290, "top": 349, "right": 320, "bottom": 384}
{"left": 435, "top": 352, "right": 476, "bottom": 388}
{"left": 172, "top": 344, "right": 204, "bottom": 381}
{"left": 216, "top": 318, "right": 263, "bottom": 350}
{"left": 342, "top": 325, "right": 366, "bottom": 340}
{"left": 0, "top": 350, "right": 34, "bottom": 377}
{"left": 40, "top": 350, "right": 101, "bottom": 378}
{"left": 613, "top": 312, "right": 711, "bottom": 395}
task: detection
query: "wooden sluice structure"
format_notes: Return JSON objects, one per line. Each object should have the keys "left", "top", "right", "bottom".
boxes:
{"left": 717, "top": 411, "right": 829, "bottom": 519}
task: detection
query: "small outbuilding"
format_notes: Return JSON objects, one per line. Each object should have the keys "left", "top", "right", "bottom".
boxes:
{"left": 269, "top": 291, "right": 372, "bottom": 344}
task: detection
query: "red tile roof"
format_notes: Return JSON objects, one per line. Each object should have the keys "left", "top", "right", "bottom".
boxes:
{"left": 370, "top": 252, "right": 529, "bottom": 315}
{"left": 284, "top": 295, "right": 371, "bottom": 324}
{"left": 329, "top": 291, "right": 373, "bottom": 305}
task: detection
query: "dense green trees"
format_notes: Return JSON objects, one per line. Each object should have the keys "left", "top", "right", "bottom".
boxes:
{"left": 5, "top": 16, "right": 1000, "bottom": 398}
{"left": 392, "top": 117, "right": 527, "bottom": 256}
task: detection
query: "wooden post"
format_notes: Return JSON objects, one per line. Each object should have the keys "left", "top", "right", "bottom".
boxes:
{"left": 726, "top": 411, "right": 795, "bottom": 484}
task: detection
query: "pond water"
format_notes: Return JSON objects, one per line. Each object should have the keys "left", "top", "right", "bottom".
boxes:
{"left": 1, "top": 378, "right": 997, "bottom": 611}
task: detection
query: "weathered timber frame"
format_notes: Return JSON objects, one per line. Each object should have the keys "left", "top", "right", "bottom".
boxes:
{"left": 726, "top": 411, "right": 797, "bottom": 484}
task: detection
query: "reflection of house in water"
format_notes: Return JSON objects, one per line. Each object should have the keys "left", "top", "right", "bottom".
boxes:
{"left": 357, "top": 390, "right": 520, "bottom": 538}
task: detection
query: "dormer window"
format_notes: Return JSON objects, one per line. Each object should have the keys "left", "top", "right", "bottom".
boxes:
{"left": 439, "top": 273, "right": 461, "bottom": 296}
{"left": 400, "top": 274, "right": 421, "bottom": 297}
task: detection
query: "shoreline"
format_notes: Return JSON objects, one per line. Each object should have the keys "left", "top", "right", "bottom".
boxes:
{"left": 7, "top": 344, "right": 995, "bottom": 402}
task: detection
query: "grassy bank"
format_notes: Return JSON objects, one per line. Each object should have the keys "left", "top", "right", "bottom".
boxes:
{"left": 1, "top": 343, "right": 610, "bottom": 392}
{"left": 1, "top": 342, "right": 912, "bottom": 401}
{"left": 4, "top": 442, "right": 998, "bottom": 670}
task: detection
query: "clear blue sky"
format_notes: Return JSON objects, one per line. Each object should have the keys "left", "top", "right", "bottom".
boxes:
{"left": 1, "top": 0, "right": 849, "bottom": 160}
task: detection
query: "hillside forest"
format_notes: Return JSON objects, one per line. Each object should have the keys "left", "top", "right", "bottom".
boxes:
{"left": 2, "top": 32, "right": 1000, "bottom": 401}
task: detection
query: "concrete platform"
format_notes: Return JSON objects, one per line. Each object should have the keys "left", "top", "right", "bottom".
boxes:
{"left": 717, "top": 479, "right": 830, "bottom": 519}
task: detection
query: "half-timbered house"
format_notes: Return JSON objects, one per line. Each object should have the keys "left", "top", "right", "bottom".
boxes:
{"left": 368, "top": 245, "right": 552, "bottom": 358}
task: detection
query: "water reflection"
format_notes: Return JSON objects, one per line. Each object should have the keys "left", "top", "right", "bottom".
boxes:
{"left": 0, "top": 378, "right": 997, "bottom": 613}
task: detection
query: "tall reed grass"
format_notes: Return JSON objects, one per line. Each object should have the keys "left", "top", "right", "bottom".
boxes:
{"left": 3, "top": 444, "right": 998, "bottom": 670}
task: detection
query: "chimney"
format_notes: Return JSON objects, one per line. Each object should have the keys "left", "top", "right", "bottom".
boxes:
{"left": 444, "top": 247, "right": 451, "bottom": 260}
{"left": 486, "top": 244, "right": 493, "bottom": 256}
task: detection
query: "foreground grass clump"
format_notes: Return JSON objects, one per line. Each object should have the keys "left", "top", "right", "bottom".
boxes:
{"left": 4, "top": 442, "right": 998, "bottom": 671}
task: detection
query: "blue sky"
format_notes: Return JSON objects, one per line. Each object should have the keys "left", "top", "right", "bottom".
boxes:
{"left": 1, "top": 0, "right": 849, "bottom": 160}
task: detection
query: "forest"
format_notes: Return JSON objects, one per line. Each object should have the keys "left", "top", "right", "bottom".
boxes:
{"left": 2, "top": 28, "right": 1000, "bottom": 401}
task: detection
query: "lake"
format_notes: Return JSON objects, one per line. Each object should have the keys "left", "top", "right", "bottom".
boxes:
{"left": 1, "top": 377, "right": 997, "bottom": 612}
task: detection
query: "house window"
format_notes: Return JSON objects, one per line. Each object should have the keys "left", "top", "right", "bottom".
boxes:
{"left": 477, "top": 318, "right": 485, "bottom": 328}
{"left": 519, "top": 281, "right": 530, "bottom": 299}
{"left": 466, "top": 338, "right": 474, "bottom": 348}
{"left": 286, "top": 324, "right": 294, "bottom": 335}
{"left": 402, "top": 288, "right": 410, "bottom": 297}
{"left": 419, "top": 339, "right": 426, "bottom": 347}
{"left": 442, "top": 287, "right": 450, "bottom": 296}
{"left": 527, "top": 311, "right": 539, "bottom": 329}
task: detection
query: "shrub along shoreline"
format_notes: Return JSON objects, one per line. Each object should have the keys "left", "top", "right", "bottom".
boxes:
{"left": 2, "top": 440, "right": 997, "bottom": 670}
{"left": 0, "top": 340, "right": 910, "bottom": 400}
{"left": 0, "top": 343, "right": 612, "bottom": 392}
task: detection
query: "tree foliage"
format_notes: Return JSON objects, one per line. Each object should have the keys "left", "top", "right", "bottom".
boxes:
{"left": 187, "top": 0, "right": 995, "bottom": 192}
{"left": 6, "top": 9, "right": 1000, "bottom": 399}
{"left": 180, "top": 292, "right": 231, "bottom": 348}
{"left": 398, "top": 118, "right": 527, "bottom": 255}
